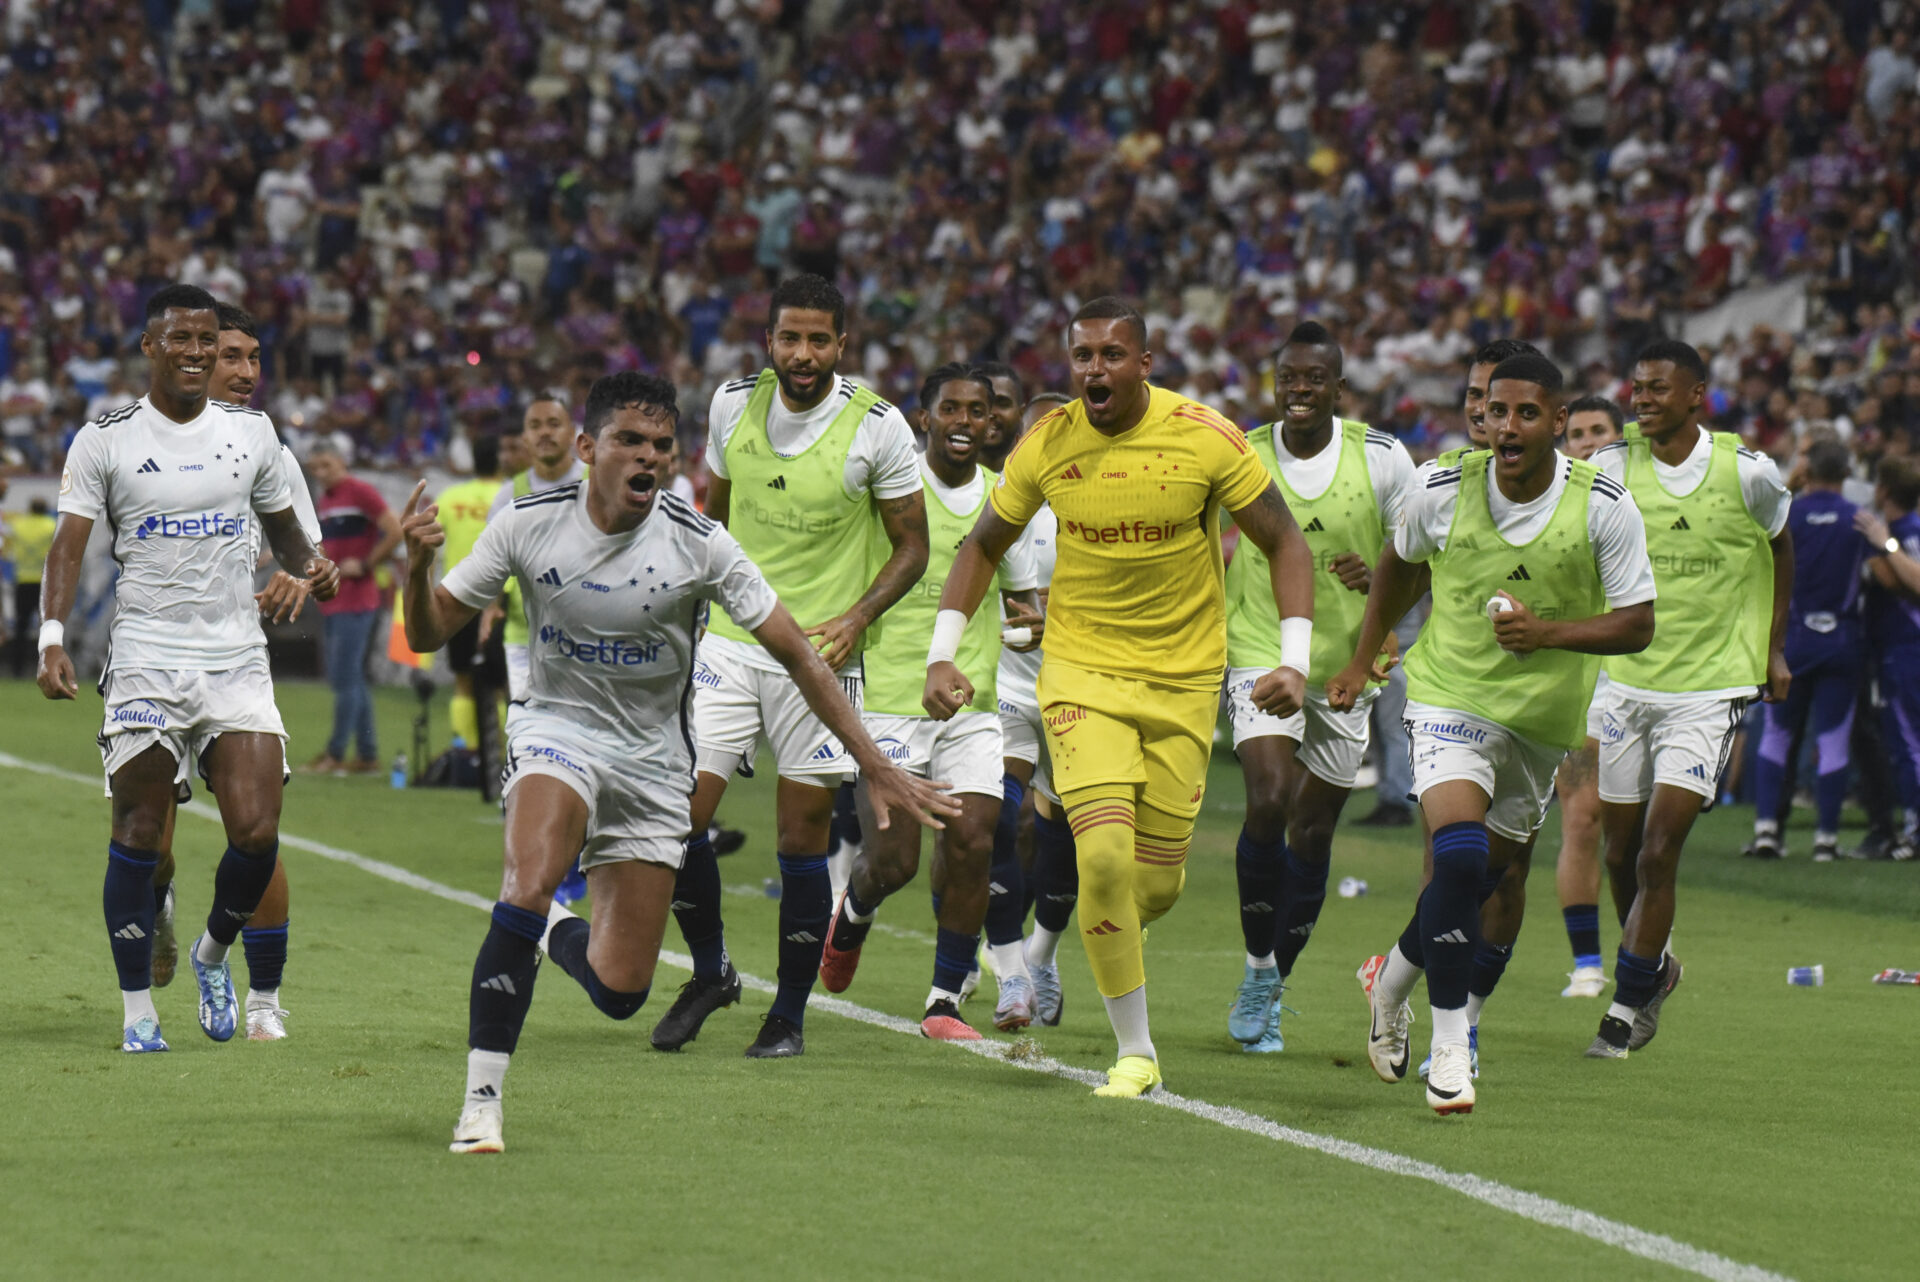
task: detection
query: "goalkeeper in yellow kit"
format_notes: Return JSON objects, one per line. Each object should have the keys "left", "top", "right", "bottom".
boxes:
{"left": 924, "top": 297, "right": 1316, "bottom": 1097}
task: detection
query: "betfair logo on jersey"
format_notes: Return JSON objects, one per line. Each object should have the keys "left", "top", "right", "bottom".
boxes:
{"left": 1652, "top": 552, "right": 1723, "bottom": 576}
{"left": 740, "top": 500, "right": 840, "bottom": 534}
{"left": 1058, "top": 517, "right": 1181, "bottom": 545}
{"left": 538, "top": 625, "right": 664, "bottom": 666}
{"left": 134, "top": 511, "right": 247, "bottom": 540}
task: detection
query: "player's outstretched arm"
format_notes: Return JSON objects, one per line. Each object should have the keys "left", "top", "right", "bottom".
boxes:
{"left": 1763, "top": 527, "right": 1794, "bottom": 702}
{"left": 33, "top": 512, "right": 92, "bottom": 700}
{"left": 807, "top": 491, "right": 931, "bottom": 671}
{"left": 754, "top": 602, "right": 962, "bottom": 830}
{"left": 925, "top": 504, "right": 1028, "bottom": 719}
{"left": 1327, "top": 544, "right": 1428, "bottom": 711}
{"left": 398, "top": 480, "right": 479, "bottom": 652}
{"left": 259, "top": 506, "right": 339, "bottom": 602}
{"left": 1490, "top": 592, "right": 1654, "bottom": 656}
{"left": 1228, "top": 481, "right": 1315, "bottom": 717}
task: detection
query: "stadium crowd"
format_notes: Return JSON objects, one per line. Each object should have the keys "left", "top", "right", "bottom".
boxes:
{"left": 0, "top": 0, "right": 1916, "bottom": 479}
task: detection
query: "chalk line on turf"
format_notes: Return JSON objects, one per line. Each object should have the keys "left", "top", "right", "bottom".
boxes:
{"left": 1, "top": 748, "right": 1792, "bottom": 1282}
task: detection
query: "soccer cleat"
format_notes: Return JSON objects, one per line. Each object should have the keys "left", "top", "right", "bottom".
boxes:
{"left": 1425, "top": 1043, "right": 1476, "bottom": 1114}
{"left": 817, "top": 895, "right": 865, "bottom": 993}
{"left": 1243, "top": 1001, "right": 1285, "bottom": 1053}
{"left": 152, "top": 884, "right": 177, "bottom": 988}
{"left": 1811, "top": 838, "right": 1840, "bottom": 864}
{"left": 1417, "top": 1025, "right": 1480, "bottom": 1081}
{"left": 1585, "top": 1014, "right": 1633, "bottom": 1059}
{"left": 1741, "top": 832, "right": 1783, "bottom": 859}
{"left": 553, "top": 862, "right": 588, "bottom": 906}
{"left": 188, "top": 936, "right": 238, "bottom": 1042}
{"left": 1627, "top": 956, "right": 1682, "bottom": 1051}
{"left": 246, "top": 1005, "right": 288, "bottom": 1041}
{"left": 1029, "top": 958, "right": 1063, "bottom": 1026}
{"left": 1561, "top": 965, "right": 1609, "bottom": 998}
{"left": 122, "top": 1016, "right": 169, "bottom": 1053}
{"left": 921, "top": 999, "right": 982, "bottom": 1041}
{"left": 993, "top": 972, "right": 1035, "bottom": 1030}
{"left": 649, "top": 963, "right": 742, "bottom": 1051}
{"left": 709, "top": 824, "right": 747, "bottom": 856}
{"left": 1228, "top": 963, "right": 1281, "bottom": 1043}
{"left": 1894, "top": 840, "right": 1919, "bottom": 863}
{"left": 1359, "top": 955, "right": 1413, "bottom": 1083}
{"left": 449, "top": 1103, "right": 504, "bottom": 1155}
{"left": 744, "top": 1013, "right": 805, "bottom": 1058}
{"left": 1093, "top": 1054, "right": 1162, "bottom": 1098}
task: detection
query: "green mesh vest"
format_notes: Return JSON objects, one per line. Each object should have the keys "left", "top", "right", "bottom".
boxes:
{"left": 1605, "top": 424, "right": 1771, "bottom": 693}
{"left": 864, "top": 468, "right": 999, "bottom": 716}
{"left": 709, "top": 370, "right": 883, "bottom": 647}
{"left": 1404, "top": 452, "right": 1605, "bottom": 748}
{"left": 1224, "top": 420, "right": 1384, "bottom": 683}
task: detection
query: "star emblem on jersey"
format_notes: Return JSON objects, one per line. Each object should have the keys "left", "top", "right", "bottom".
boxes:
{"left": 1506, "top": 564, "right": 1531, "bottom": 581}
{"left": 537, "top": 567, "right": 564, "bottom": 587}
{"left": 1670, "top": 516, "right": 1691, "bottom": 530}
{"left": 1303, "top": 517, "right": 1325, "bottom": 532}
{"left": 137, "top": 458, "right": 161, "bottom": 475}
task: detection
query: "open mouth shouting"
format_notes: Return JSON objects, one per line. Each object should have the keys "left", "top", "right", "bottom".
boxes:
{"left": 1494, "top": 438, "right": 1526, "bottom": 466}
{"left": 1083, "top": 381, "right": 1114, "bottom": 415}
{"left": 624, "top": 469, "right": 658, "bottom": 508}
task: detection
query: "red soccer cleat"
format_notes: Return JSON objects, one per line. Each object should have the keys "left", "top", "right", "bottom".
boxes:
{"left": 920, "top": 999, "right": 981, "bottom": 1041}
{"left": 818, "top": 894, "right": 865, "bottom": 994}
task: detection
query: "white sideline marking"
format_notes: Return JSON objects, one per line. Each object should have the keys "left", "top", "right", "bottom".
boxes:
{"left": 3, "top": 750, "right": 1791, "bottom": 1282}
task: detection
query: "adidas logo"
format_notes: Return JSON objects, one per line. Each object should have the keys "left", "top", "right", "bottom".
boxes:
{"left": 1506, "top": 565, "right": 1531, "bottom": 581}
{"left": 112, "top": 923, "right": 147, "bottom": 941}
{"left": 1289, "top": 922, "right": 1315, "bottom": 937}
{"left": 1687, "top": 763, "right": 1708, "bottom": 779}
{"left": 1303, "top": 517, "right": 1325, "bottom": 533}
{"left": 1059, "top": 463, "right": 1084, "bottom": 480}
{"left": 470, "top": 1084, "right": 499, "bottom": 1099}
{"left": 767, "top": 475, "right": 788, "bottom": 490}
{"left": 1241, "top": 901, "right": 1274, "bottom": 914}
{"left": 480, "top": 973, "right": 519, "bottom": 995}
{"left": 1670, "top": 516, "right": 1691, "bottom": 530}
{"left": 1044, "top": 893, "right": 1077, "bottom": 904}
{"left": 136, "top": 458, "right": 161, "bottom": 475}
{"left": 808, "top": 743, "right": 839, "bottom": 762}
{"left": 669, "top": 899, "right": 695, "bottom": 911}
{"left": 784, "top": 930, "right": 820, "bottom": 944}
{"left": 537, "top": 567, "right": 563, "bottom": 587}
{"left": 988, "top": 881, "right": 1009, "bottom": 895}
{"left": 1087, "top": 919, "right": 1122, "bottom": 936}
{"left": 1432, "top": 928, "right": 1471, "bottom": 944}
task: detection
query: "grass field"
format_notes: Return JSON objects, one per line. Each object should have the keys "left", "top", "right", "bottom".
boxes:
{"left": 3, "top": 676, "right": 1917, "bottom": 1281}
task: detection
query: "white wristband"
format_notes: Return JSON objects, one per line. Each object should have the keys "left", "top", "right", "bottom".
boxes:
{"left": 1279, "top": 616, "right": 1312, "bottom": 676}
{"left": 927, "top": 609, "right": 969, "bottom": 666}
{"left": 38, "top": 620, "right": 65, "bottom": 652}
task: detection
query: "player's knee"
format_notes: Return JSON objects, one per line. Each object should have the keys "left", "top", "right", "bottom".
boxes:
{"left": 1286, "top": 812, "right": 1337, "bottom": 859}
{"left": 1632, "top": 842, "right": 1681, "bottom": 890}
{"left": 584, "top": 967, "right": 650, "bottom": 1020}
{"left": 1133, "top": 863, "right": 1185, "bottom": 921}
{"left": 225, "top": 817, "right": 280, "bottom": 855}
{"left": 1243, "top": 793, "right": 1289, "bottom": 845}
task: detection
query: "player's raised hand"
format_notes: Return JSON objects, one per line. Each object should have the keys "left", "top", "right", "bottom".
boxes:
{"left": 256, "top": 570, "right": 312, "bottom": 622}
{"left": 922, "top": 660, "right": 975, "bottom": 721}
{"left": 1251, "top": 665, "right": 1306, "bottom": 717}
{"left": 803, "top": 610, "right": 864, "bottom": 671}
{"left": 36, "top": 643, "right": 78, "bottom": 701}
{"left": 1002, "top": 599, "right": 1045, "bottom": 652}
{"left": 400, "top": 479, "right": 444, "bottom": 571}
{"left": 1330, "top": 551, "right": 1372, "bottom": 594}
{"left": 863, "top": 761, "right": 960, "bottom": 832}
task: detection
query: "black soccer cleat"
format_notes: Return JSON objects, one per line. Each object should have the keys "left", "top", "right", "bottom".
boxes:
{"left": 1740, "top": 832, "right": 1783, "bottom": 859}
{"left": 1627, "top": 956, "right": 1682, "bottom": 1051}
{"left": 709, "top": 824, "right": 747, "bottom": 856}
{"left": 650, "top": 963, "right": 742, "bottom": 1051}
{"left": 744, "top": 1013, "right": 804, "bottom": 1059}
{"left": 1585, "top": 1014, "right": 1632, "bottom": 1059}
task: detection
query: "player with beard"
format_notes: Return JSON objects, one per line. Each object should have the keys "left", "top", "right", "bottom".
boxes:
{"left": 38, "top": 284, "right": 339, "bottom": 1053}
{"left": 975, "top": 361, "right": 1026, "bottom": 474}
{"left": 1222, "top": 322, "right": 1412, "bottom": 1053}
{"left": 655, "top": 273, "right": 931, "bottom": 1059}
{"left": 398, "top": 372, "right": 956, "bottom": 1153}
{"left": 1332, "top": 354, "right": 1654, "bottom": 1113}
{"left": 927, "top": 297, "right": 1315, "bottom": 1097}
{"left": 817, "top": 365, "right": 1043, "bottom": 1036}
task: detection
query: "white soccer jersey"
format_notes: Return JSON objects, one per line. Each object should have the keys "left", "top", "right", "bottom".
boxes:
{"left": 251, "top": 444, "right": 322, "bottom": 557}
{"left": 442, "top": 484, "right": 779, "bottom": 784}
{"left": 59, "top": 396, "right": 294, "bottom": 670}
{"left": 996, "top": 503, "right": 1057, "bottom": 706}
{"left": 486, "top": 458, "right": 589, "bottom": 521}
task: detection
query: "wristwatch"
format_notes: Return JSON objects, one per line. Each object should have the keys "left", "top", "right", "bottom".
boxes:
{"left": 1886, "top": 537, "right": 1901, "bottom": 556}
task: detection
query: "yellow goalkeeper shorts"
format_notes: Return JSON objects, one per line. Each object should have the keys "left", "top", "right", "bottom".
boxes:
{"left": 1037, "top": 659, "right": 1219, "bottom": 819}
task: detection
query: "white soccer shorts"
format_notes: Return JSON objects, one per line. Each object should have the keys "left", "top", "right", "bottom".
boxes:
{"left": 1584, "top": 669, "right": 1612, "bottom": 743}
{"left": 997, "top": 696, "right": 1057, "bottom": 802}
{"left": 1226, "top": 666, "right": 1376, "bottom": 788}
{"left": 1403, "top": 701, "right": 1566, "bottom": 841}
{"left": 862, "top": 709, "right": 1004, "bottom": 799}
{"left": 97, "top": 659, "right": 288, "bottom": 794}
{"left": 505, "top": 642, "right": 530, "bottom": 702}
{"left": 1596, "top": 685, "right": 1746, "bottom": 805}
{"left": 690, "top": 645, "right": 858, "bottom": 783}
{"left": 502, "top": 708, "right": 687, "bottom": 870}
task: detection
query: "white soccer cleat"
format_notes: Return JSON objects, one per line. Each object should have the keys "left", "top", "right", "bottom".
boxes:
{"left": 449, "top": 1102, "right": 504, "bottom": 1155}
{"left": 1561, "top": 966, "right": 1609, "bottom": 998}
{"left": 245, "top": 1004, "right": 288, "bottom": 1041}
{"left": 1359, "top": 955, "right": 1413, "bottom": 1083}
{"left": 1425, "top": 1043, "right": 1476, "bottom": 1114}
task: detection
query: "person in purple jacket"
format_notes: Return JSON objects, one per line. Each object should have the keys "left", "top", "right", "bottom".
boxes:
{"left": 1855, "top": 455, "right": 1920, "bottom": 863}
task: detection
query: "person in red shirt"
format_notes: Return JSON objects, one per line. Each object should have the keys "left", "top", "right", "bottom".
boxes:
{"left": 304, "top": 444, "right": 402, "bottom": 774}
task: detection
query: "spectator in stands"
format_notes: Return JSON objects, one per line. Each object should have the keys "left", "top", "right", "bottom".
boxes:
{"left": 304, "top": 443, "right": 401, "bottom": 777}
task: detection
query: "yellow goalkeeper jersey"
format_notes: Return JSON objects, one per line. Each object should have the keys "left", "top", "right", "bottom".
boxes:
{"left": 991, "top": 386, "right": 1271, "bottom": 690}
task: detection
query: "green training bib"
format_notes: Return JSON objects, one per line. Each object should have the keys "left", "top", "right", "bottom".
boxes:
{"left": 864, "top": 469, "right": 1000, "bottom": 716}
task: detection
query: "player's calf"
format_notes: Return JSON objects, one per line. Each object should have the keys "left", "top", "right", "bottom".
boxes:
{"left": 451, "top": 902, "right": 546, "bottom": 1154}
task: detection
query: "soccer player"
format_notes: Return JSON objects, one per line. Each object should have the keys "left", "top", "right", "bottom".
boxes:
{"left": 485, "top": 391, "right": 587, "bottom": 702}
{"left": 1331, "top": 353, "right": 1654, "bottom": 1113}
{"left": 36, "top": 284, "right": 339, "bottom": 1054}
{"left": 1553, "top": 393, "right": 1626, "bottom": 997}
{"left": 435, "top": 433, "right": 509, "bottom": 793}
{"left": 1586, "top": 339, "right": 1791, "bottom": 1059}
{"left": 817, "top": 365, "right": 1042, "bottom": 1037}
{"left": 975, "top": 361, "right": 1026, "bottom": 473}
{"left": 1748, "top": 438, "right": 1870, "bottom": 862}
{"left": 926, "top": 296, "right": 1316, "bottom": 1097}
{"left": 1857, "top": 456, "right": 1920, "bottom": 861}
{"left": 656, "top": 273, "right": 929, "bottom": 1059}
{"left": 396, "top": 372, "right": 956, "bottom": 1154}
{"left": 1222, "top": 322, "right": 1412, "bottom": 1053}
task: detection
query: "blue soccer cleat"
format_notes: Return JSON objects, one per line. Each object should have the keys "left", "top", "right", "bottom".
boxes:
{"left": 1228, "top": 963, "right": 1281, "bottom": 1043}
{"left": 188, "top": 935, "right": 238, "bottom": 1042}
{"left": 1418, "top": 1024, "right": 1480, "bottom": 1081}
{"left": 553, "top": 861, "right": 588, "bottom": 906}
{"left": 122, "top": 1016, "right": 169, "bottom": 1053}
{"left": 1243, "top": 999, "right": 1286, "bottom": 1053}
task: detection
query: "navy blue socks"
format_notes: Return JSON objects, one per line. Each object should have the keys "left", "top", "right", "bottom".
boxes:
{"left": 241, "top": 923, "right": 289, "bottom": 992}
{"left": 205, "top": 840, "right": 278, "bottom": 946}
{"left": 1234, "top": 827, "right": 1285, "bottom": 959}
{"left": 672, "top": 831, "right": 728, "bottom": 981}
{"left": 985, "top": 775, "right": 1027, "bottom": 947}
{"left": 546, "top": 917, "right": 650, "bottom": 1019}
{"left": 1275, "top": 844, "right": 1330, "bottom": 976}
{"left": 469, "top": 902, "right": 544, "bottom": 1053}
{"left": 1030, "top": 811, "right": 1079, "bottom": 932}
{"left": 1422, "top": 822, "right": 1490, "bottom": 1010}
{"left": 771, "top": 853, "right": 830, "bottom": 1025}
{"left": 933, "top": 927, "right": 979, "bottom": 999}
{"left": 104, "top": 841, "right": 160, "bottom": 992}
{"left": 1563, "top": 903, "right": 1602, "bottom": 970}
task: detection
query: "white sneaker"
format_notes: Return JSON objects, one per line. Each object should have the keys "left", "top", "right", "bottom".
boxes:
{"left": 1359, "top": 955, "right": 1413, "bottom": 1083}
{"left": 449, "top": 1102, "right": 504, "bottom": 1154}
{"left": 1425, "top": 1043, "right": 1476, "bottom": 1114}
{"left": 245, "top": 1004, "right": 288, "bottom": 1041}
{"left": 1561, "top": 965, "right": 1608, "bottom": 998}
